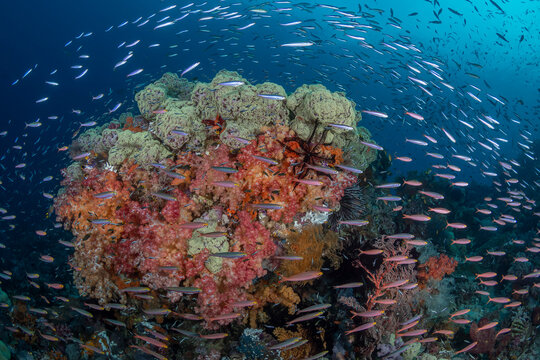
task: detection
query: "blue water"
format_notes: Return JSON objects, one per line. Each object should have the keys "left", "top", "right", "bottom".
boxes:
{"left": 0, "top": 0, "right": 538, "bottom": 359}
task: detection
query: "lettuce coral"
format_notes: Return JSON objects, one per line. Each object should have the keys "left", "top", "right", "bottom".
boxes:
{"left": 135, "top": 72, "right": 193, "bottom": 120}
{"left": 151, "top": 98, "right": 206, "bottom": 150}
{"left": 287, "top": 83, "right": 357, "bottom": 143}
{"left": 108, "top": 130, "right": 171, "bottom": 168}
{"left": 192, "top": 70, "right": 290, "bottom": 148}
{"left": 187, "top": 211, "right": 229, "bottom": 274}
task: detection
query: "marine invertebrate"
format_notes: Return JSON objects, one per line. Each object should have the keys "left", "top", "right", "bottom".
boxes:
{"left": 191, "top": 70, "right": 290, "bottom": 148}
{"left": 151, "top": 98, "right": 207, "bottom": 150}
{"left": 122, "top": 116, "right": 143, "bottom": 133}
{"left": 247, "top": 282, "right": 300, "bottom": 327}
{"left": 135, "top": 72, "right": 194, "bottom": 120}
{"left": 353, "top": 236, "right": 417, "bottom": 311}
{"left": 469, "top": 317, "right": 499, "bottom": 355}
{"left": 286, "top": 83, "right": 356, "bottom": 144}
{"left": 108, "top": 130, "right": 171, "bottom": 168}
{"left": 327, "top": 182, "right": 368, "bottom": 229}
{"left": 417, "top": 254, "right": 458, "bottom": 288}
{"left": 376, "top": 334, "right": 405, "bottom": 360}
{"left": 278, "top": 121, "right": 341, "bottom": 181}
{"left": 280, "top": 224, "right": 342, "bottom": 277}
{"left": 272, "top": 326, "right": 312, "bottom": 360}
{"left": 348, "top": 235, "right": 418, "bottom": 357}
{"left": 55, "top": 71, "right": 375, "bottom": 336}
{"left": 54, "top": 168, "right": 130, "bottom": 302}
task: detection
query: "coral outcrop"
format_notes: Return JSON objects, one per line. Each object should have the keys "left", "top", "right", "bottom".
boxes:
{"left": 55, "top": 71, "right": 378, "bottom": 330}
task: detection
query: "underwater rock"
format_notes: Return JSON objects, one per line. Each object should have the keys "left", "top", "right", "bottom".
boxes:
{"left": 65, "top": 344, "right": 80, "bottom": 360}
{"left": 237, "top": 328, "right": 276, "bottom": 360}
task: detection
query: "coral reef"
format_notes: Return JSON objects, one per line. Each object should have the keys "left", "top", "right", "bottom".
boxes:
{"left": 469, "top": 317, "right": 500, "bottom": 355}
{"left": 135, "top": 72, "right": 194, "bottom": 120}
{"left": 54, "top": 71, "right": 378, "bottom": 335}
{"left": 348, "top": 236, "right": 419, "bottom": 357}
{"left": 237, "top": 328, "right": 276, "bottom": 360}
{"left": 287, "top": 84, "right": 356, "bottom": 143}
{"left": 353, "top": 236, "right": 417, "bottom": 311}
{"left": 192, "top": 70, "right": 290, "bottom": 149}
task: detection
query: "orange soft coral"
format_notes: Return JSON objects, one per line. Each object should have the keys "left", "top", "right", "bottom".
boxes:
{"left": 183, "top": 125, "right": 356, "bottom": 224}
{"left": 122, "top": 116, "right": 143, "bottom": 132}
{"left": 417, "top": 254, "right": 458, "bottom": 288}
{"left": 231, "top": 125, "right": 356, "bottom": 223}
{"left": 54, "top": 168, "right": 132, "bottom": 302}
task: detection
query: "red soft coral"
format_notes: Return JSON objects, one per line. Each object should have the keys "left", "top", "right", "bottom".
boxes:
{"left": 417, "top": 254, "right": 457, "bottom": 288}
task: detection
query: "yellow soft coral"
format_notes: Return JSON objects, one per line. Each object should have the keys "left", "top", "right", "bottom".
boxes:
{"left": 246, "top": 282, "right": 300, "bottom": 328}
{"left": 273, "top": 326, "right": 312, "bottom": 360}
{"left": 281, "top": 225, "right": 342, "bottom": 277}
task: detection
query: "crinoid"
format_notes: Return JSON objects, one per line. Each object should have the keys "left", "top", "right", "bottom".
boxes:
{"left": 279, "top": 121, "right": 337, "bottom": 182}
{"left": 327, "top": 182, "right": 368, "bottom": 230}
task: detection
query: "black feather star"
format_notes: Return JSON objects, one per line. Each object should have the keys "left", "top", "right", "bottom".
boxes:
{"left": 278, "top": 121, "right": 337, "bottom": 184}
